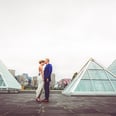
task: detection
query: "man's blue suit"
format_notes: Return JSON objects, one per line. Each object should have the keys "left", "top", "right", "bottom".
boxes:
{"left": 44, "top": 64, "right": 52, "bottom": 81}
{"left": 44, "top": 63, "right": 52, "bottom": 100}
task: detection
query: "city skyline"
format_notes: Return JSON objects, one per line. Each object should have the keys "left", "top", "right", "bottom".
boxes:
{"left": 0, "top": 0, "right": 116, "bottom": 81}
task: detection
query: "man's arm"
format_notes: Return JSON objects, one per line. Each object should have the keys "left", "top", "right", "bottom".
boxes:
{"left": 44, "top": 64, "right": 52, "bottom": 79}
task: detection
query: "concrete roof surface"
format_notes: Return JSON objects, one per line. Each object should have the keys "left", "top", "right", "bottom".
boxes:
{"left": 0, "top": 93, "right": 116, "bottom": 116}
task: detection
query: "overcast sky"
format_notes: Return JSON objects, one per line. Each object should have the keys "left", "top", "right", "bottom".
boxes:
{"left": 0, "top": 0, "right": 116, "bottom": 81}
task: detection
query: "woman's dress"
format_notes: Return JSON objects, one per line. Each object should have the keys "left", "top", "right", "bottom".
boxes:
{"left": 36, "top": 74, "right": 44, "bottom": 98}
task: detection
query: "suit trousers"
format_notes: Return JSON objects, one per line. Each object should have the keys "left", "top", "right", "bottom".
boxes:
{"left": 44, "top": 79, "right": 50, "bottom": 100}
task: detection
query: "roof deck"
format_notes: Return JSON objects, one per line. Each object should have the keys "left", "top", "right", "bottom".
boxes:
{"left": 0, "top": 91, "right": 116, "bottom": 116}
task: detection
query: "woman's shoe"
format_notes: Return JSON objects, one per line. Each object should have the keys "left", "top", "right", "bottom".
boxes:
{"left": 41, "top": 99, "right": 49, "bottom": 102}
{"left": 36, "top": 98, "right": 41, "bottom": 103}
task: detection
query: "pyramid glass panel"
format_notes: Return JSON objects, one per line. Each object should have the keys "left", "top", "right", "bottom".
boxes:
{"left": 93, "top": 80, "right": 105, "bottom": 91}
{"left": 82, "top": 71, "right": 90, "bottom": 79}
{"left": 108, "top": 60, "right": 116, "bottom": 75}
{"left": 62, "top": 59, "right": 116, "bottom": 96}
{"left": 88, "top": 70, "right": 107, "bottom": 79}
{"left": 0, "top": 74, "right": 6, "bottom": 86}
{"left": 103, "top": 81, "right": 114, "bottom": 91}
{"left": 75, "top": 80, "right": 93, "bottom": 91}
{"left": 0, "top": 60, "right": 21, "bottom": 90}
{"left": 105, "top": 72, "right": 116, "bottom": 80}
{"left": 88, "top": 61, "right": 102, "bottom": 69}
{"left": 111, "top": 81, "right": 116, "bottom": 89}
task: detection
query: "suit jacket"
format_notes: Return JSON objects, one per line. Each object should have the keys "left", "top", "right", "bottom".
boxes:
{"left": 44, "top": 63, "right": 52, "bottom": 81}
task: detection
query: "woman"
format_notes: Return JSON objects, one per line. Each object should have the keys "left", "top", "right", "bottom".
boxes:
{"left": 36, "top": 60, "right": 45, "bottom": 102}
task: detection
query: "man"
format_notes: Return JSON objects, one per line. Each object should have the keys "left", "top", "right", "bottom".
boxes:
{"left": 42, "top": 58, "right": 52, "bottom": 102}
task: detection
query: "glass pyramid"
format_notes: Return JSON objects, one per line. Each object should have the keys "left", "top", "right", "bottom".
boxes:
{"left": 62, "top": 58, "right": 116, "bottom": 96}
{"left": 0, "top": 60, "right": 21, "bottom": 90}
{"left": 108, "top": 60, "right": 116, "bottom": 76}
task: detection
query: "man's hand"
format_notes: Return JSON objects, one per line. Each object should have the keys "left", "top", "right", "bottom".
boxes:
{"left": 46, "top": 78, "right": 49, "bottom": 82}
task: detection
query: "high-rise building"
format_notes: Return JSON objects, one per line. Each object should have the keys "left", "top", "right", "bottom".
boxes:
{"left": 32, "top": 76, "right": 38, "bottom": 88}
{"left": 50, "top": 73, "right": 56, "bottom": 89}
{"left": 16, "top": 75, "right": 28, "bottom": 86}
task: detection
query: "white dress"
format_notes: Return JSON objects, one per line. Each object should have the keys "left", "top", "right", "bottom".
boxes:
{"left": 36, "top": 74, "right": 44, "bottom": 98}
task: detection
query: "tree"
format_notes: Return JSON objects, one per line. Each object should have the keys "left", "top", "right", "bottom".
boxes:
{"left": 72, "top": 72, "right": 78, "bottom": 80}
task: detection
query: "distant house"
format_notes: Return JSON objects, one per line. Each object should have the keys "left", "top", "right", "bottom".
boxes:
{"left": 57, "top": 78, "right": 71, "bottom": 89}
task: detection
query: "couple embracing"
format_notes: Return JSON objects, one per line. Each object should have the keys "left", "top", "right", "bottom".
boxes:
{"left": 36, "top": 58, "right": 52, "bottom": 103}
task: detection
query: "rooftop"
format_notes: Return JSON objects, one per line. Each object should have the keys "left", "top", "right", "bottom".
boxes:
{"left": 0, "top": 91, "right": 116, "bottom": 116}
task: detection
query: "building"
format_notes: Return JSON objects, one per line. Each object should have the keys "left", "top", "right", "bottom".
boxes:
{"left": 32, "top": 76, "right": 38, "bottom": 88}
{"left": 58, "top": 78, "right": 71, "bottom": 89}
{"left": 0, "top": 60, "right": 21, "bottom": 90}
{"left": 16, "top": 75, "right": 28, "bottom": 86}
{"left": 62, "top": 58, "right": 116, "bottom": 96}
{"left": 50, "top": 73, "right": 56, "bottom": 89}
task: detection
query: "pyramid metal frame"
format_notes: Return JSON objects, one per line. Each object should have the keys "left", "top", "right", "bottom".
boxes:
{"left": 62, "top": 58, "right": 116, "bottom": 96}
{"left": 0, "top": 60, "right": 21, "bottom": 90}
